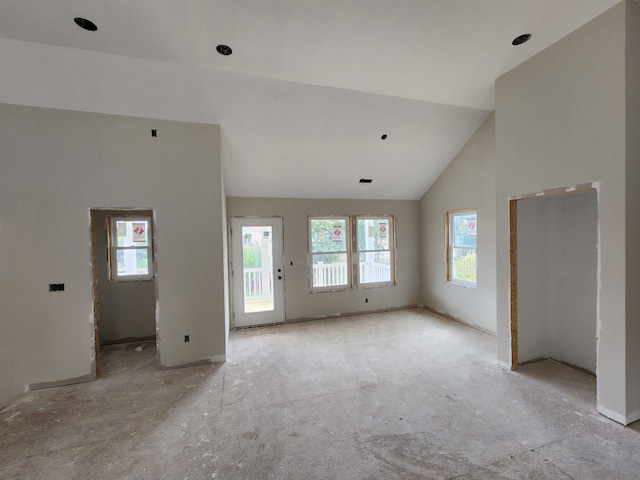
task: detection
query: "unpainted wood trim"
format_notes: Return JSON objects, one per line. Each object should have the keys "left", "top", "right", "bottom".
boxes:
{"left": 445, "top": 211, "right": 452, "bottom": 282}
{"left": 90, "top": 209, "right": 100, "bottom": 378}
{"left": 509, "top": 199, "right": 518, "bottom": 370}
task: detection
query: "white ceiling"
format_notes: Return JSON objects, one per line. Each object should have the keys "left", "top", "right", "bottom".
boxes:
{"left": 0, "top": 0, "right": 620, "bottom": 199}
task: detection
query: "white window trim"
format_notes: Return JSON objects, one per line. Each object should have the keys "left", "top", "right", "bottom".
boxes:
{"left": 446, "top": 209, "right": 477, "bottom": 288}
{"left": 354, "top": 215, "right": 396, "bottom": 288}
{"left": 108, "top": 216, "right": 154, "bottom": 282}
{"left": 308, "top": 215, "right": 352, "bottom": 292}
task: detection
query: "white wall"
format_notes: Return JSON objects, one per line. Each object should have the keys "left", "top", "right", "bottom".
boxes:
{"left": 0, "top": 104, "right": 227, "bottom": 408}
{"left": 515, "top": 199, "right": 549, "bottom": 362}
{"left": 625, "top": 0, "right": 640, "bottom": 423}
{"left": 93, "top": 209, "right": 156, "bottom": 344}
{"left": 495, "top": 2, "right": 636, "bottom": 423}
{"left": 419, "top": 113, "right": 496, "bottom": 333}
{"left": 226, "top": 198, "right": 421, "bottom": 321}
{"left": 517, "top": 192, "right": 598, "bottom": 373}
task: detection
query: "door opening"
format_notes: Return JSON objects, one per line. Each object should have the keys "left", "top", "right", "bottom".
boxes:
{"left": 510, "top": 187, "right": 598, "bottom": 376}
{"left": 90, "top": 208, "right": 158, "bottom": 376}
{"left": 230, "top": 217, "right": 285, "bottom": 328}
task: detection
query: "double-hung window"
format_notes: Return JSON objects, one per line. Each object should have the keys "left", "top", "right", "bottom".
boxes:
{"left": 446, "top": 210, "right": 477, "bottom": 286}
{"left": 108, "top": 216, "right": 154, "bottom": 281}
{"left": 356, "top": 216, "right": 395, "bottom": 286}
{"left": 309, "top": 217, "right": 350, "bottom": 290}
{"left": 309, "top": 215, "right": 396, "bottom": 291}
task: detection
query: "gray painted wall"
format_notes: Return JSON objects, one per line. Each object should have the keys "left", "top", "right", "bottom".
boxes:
{"left": 625, "top": 0, "right": 640, "bottom": 424}
{"left": 495, "top": 2, "right": 639, "bottom": 423}
{"left": 0, "top": 104, "right": 227, "bottom": 408}
{"left": 517, "top": 192, "right": 598, "bottom": 373}
{"left": 420, "top": 113, "right": 496, "bottom": 333}
{"left": 226, "top": 198, "right": 421, "bottom": 322}
{"left": 93, "top": 209, "right": 156, "bottom": 344}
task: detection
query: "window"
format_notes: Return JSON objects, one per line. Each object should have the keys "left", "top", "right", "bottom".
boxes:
{"left": 446, "top": 210, "right": 477, "bottom": 286}
{"left": 309, "top": 215, "right": 396, "bottom": 291}
{"left": 356, "top": 216, "right": 395, "bottom": 286}
{"left": 108, "top": 216, "right": 153, "bottom": 281}
{"left": 309, "top": 217, "right": 350, "bottom": 290}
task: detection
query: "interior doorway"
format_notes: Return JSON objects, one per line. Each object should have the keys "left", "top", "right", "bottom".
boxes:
{"left": 230, "top": 217, "right": 285, "bottom": 328}
{"left": 90, "top": 209, "right": 158, "bottom": 376}
{"left": 510, "top": 187, "right": 598, "bottom": 374}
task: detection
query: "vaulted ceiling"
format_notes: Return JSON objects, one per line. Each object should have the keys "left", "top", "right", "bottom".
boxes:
{"left": 0, "top": 1, "right": 619, "bottom": 199}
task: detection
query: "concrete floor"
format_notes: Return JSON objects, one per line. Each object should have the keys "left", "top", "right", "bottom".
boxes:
{"left": 1, "top": 308, "right": 639, "bottom": 479}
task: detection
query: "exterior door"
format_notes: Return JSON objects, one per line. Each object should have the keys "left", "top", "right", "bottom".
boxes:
{"left": 231, "top": 217, "right": 285, "bottom": 327}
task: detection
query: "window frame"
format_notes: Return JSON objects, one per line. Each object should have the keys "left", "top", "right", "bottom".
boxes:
{"left": 308, "top": 215, "right": 352, "bottom": 292}
{"left": 354, "top": 215, "right": 396, "bottom": 288}
{"left": 107, "top": 215, "right": 154, "bottom": 282}
{"left": 446, "top": 209, "right": 477, "bottom": 287}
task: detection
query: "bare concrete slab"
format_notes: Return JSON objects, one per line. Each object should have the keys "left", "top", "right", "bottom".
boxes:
{"left": 1, "top": 308, "right": 638, "bottom": 479}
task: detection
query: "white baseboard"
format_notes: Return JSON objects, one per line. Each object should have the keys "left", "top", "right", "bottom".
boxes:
{"left": 597, "top": 405, "right": 628, "bottom": 425}
{"left": 497, "top": 359, "right": 513, "bottom": 370}
{"left": 624, "top": 410, "right": 640, "bottom": 426}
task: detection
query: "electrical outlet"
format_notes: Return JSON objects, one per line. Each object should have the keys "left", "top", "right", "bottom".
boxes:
{"left": 184, "top": 335, "right": 190, "bottom": 343}
{"left": 49, "top": 283, "right": 65, "bottom": 292}
{"left": 365, "top": 298, "right": 368, "bottom": 303}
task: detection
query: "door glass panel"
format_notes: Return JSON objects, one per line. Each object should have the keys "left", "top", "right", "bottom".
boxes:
{"left": 242, "top": 226, "right": 274, "bottom": 313}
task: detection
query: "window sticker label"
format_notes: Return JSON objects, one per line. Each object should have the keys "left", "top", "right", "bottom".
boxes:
{"left": 466, "top": 217, "right": 477, "bottom": 236}
{"left": 132, "top": 223, "right": 146, "bottom": 242}
{"left": 333, "top": 224, "right": 343, "bottom": 242}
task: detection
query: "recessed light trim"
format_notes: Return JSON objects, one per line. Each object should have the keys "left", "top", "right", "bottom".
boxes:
{"left": 74, "top": 17, "right": 98, "bottom": 32}
{"left": 512, "top": 33, "right": 531, "bottom": 46}
{"left": 359, "top": 178, "right": 373, "bottom": 184}
{"left": 216, "top": 44, "right": 233, "bottom": 56}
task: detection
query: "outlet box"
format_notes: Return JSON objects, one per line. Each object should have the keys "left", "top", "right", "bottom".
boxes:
{"left": 365, "top": 298, "right": 368, "bottom": 303}
{"left": 184, "top": 335, "right": 190, "bottom": 343}
{"left": 49, "top": 283, "right": 65, "bottom": 292}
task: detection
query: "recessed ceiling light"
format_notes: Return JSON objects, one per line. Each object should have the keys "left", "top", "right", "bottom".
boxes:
{"left": 359, "top": 178, "right": 373, "bottom": 184}
{"left": 216, "top": 44, "right": 233, "bottom": 56}
{"left": 512, "top": 33, "right": 531, "bottom": 46}
{"left": 381, "top": 134, "right": 388, "bottom": 140}
{"left": 74, "top": 17, "right": 98, "bottom": 32}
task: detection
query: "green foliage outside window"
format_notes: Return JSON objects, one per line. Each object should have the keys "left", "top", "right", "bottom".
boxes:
{"left": 243, "top": 243, "right": 262, "bottom": 268}
{"left": 453, "top": 252, "right": 477, "bottom": 283}
{"left": 310, "top": 218, "right": 347, "bottom": 264}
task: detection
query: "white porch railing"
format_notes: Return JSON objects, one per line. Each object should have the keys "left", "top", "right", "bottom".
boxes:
{"left": 311, "top": 262, "right": 391, "bottom": 288}
{"left": 313, "top": 262, "right": 349, "bottom": 288}
{"left": 360, "top": 262, "right": 391, "bottom": 284}
{"left": 244, "top": 268, "right": 273, "bottom": 300}
{"left": 244, "top": 262, "right": 392, "bottom": 298}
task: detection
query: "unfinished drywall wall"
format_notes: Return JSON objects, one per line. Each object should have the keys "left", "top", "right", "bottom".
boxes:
{"left": 419, "top": 112, "right": 496, "bottom": 333}
{"left": 0, "top": 104, "right": 226, "bottom": 408}
{"left": 515, "top": 198, "right": 549, "bottom": 362}
{"left": 93, "top": 209, "right": 156, "bottom": 344}
{"left": 496, "top": 2, "right": 637, "bottom": 423}
{"left": 517, "top": 192, "right": 598, "bottom": 373}
{"left": 225, "top": 198, "right": 421, "bottom": 322}
{"left": 625, "top": 0, "right": 640, "bottom": 423}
